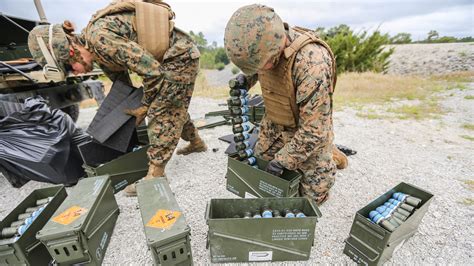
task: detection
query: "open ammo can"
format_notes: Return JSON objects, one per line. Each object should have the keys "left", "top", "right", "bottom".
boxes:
{"left": 0, "top": 186, "right": 67, "bottom": 265}
{"left": 84, "top": 146, "right": 149, "bottom": 193}
{"left": 137, "top": 178, "right": 193, "bottom": 265}
{"left": 206, "top": 197, "right": 321, "bottom": 263}
{"left": 37, "top": 175, "right": 119, "bottom": 265}
{"left": 226, "top": 156, "right": 301, "bottom": 198}
{"left": 343, "top": 182, "right": 434, "bottom": 265}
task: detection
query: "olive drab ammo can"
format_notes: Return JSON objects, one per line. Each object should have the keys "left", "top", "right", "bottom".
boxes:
{"left": 0, "top": 186, "right": 67, "bottom": 265}
{"left": 37, "top": 175, "right": 119, "bottom": 265}
{"left": 226, "top": 156, "right": 301, "bottom": 198}
{"left": 84, "top": 146, "right": 149, "bottom": 193}
{"left": 343, "top": 182, "right": 434, "bottom": 265}
{"left": 137, "top": 178, "right": 193, "bottom": 265}
{"left": 206, "top": 197, "right": 322, "bottom": 263}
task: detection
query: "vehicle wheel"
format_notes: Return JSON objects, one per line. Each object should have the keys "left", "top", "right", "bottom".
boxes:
{"left": 61, "top": 104, "right": 80, "bottom": 122}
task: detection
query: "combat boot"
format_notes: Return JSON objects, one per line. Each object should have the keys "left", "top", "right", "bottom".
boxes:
{"left": 144, "top": 163, "right": 166, "bottom": 180}
{"left": 176, "top": 136, "right": 208, "bottom": 155}
{"left": 333, "top": 146, "right": 348, "bottom": 169}
{"left": 124, "top": 163, "right": 166, "bottom": 197}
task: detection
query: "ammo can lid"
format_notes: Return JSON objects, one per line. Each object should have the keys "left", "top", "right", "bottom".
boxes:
{"left": 136, "top": 178, "right": 190, "bottom": 247}
{"left": 37, "top": 176, "right": 111, "bottom": 240}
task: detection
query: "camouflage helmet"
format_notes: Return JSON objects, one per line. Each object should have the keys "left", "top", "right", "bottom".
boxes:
{"left": 28, "top": 24, "right": 71, "bottom": 71}
{"left": 224, "top": 4, "right": 286, "bottom": 75}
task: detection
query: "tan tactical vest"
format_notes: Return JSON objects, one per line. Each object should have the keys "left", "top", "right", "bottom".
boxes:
{"left": 84, "top": 1, "right": 174, "bottom": 62}
{"left": 258, "top": 26, "right": 337, "bottom": 128}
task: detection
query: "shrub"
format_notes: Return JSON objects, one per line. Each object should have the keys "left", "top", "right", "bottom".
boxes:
{"left": 216, "top": 62, "right": 225, "bottom": 71}
{"left": 231, "top": 66, "right": 240, "bottom": 74}
{"left": 318, "top": 25, "right": 394, "bottom": 73}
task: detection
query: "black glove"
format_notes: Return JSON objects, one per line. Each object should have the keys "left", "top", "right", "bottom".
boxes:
{"left": 265, "top": 160, "right": 285, "bottom": 176}
{"left": 229, "top": 74, "right": 248, "bottom": 89}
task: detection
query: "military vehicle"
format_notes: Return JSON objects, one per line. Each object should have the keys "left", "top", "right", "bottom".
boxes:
{"left": 0, "top": 0, "right": 105, "bottom": 122}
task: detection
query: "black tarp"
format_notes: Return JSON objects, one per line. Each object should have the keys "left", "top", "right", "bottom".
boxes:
{"left": 0, "top": 97, "right": 85, "bottom": 187}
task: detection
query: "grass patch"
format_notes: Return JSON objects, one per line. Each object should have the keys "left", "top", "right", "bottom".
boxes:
{"left": 462, "top": 180, "right": 474, "bottom": 191}
{"left": 333, "top": 72, "right": 437, "bottom": 106}
{"left": 461, "top": 198, "right": 474, "bottom": 206}
{"left": 430, "top": 71, "right": 474, "bottom": 83}
{"left": 460, "top": 135, "right": 474, "bottom": 141}
{"left": 465, "top": 95, "right": 474, "bottom": 100}
{"left": 356, "top": 112, "right": 389, "bottom": 120}
{"left": 387, "top": 100, "right": 443, "bottom": 120}
{"left": 462, "top": 124, "right": 474, "bottom": 130}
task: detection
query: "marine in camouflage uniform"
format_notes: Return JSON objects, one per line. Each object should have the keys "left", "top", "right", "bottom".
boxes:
{"left": 81, "top": 11, "right": 206, "bottom": 168}
{"left": 27, "top": 3, "right": 207, "bottom": 196}
{"left": 225, "top": 4, "right": 345, "bottom": 204}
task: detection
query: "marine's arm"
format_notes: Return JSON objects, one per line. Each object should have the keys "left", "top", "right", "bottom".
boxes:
{"left": 87, "top": 26, "right": 163, "bottom": 107}
{"left": 273, "top": 46, "right": 334, "bottom": 170}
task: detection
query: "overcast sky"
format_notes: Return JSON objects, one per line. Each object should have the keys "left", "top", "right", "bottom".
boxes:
{"left": 1, "top": 0, "right": 473, "bottom": 44}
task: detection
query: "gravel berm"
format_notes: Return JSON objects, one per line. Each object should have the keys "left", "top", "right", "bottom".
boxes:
{"left": 1, "top": 86, "right": 473, "bottom": 264}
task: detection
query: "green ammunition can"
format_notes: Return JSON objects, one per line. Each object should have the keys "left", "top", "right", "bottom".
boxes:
{"left": 37, "top": 175, "right": 119, "bottom": 265}
{"left": 343, "top": 182, "right": 434, "bottom": 265}
{"left": 226, "top": 156, "right": 301, "bottom": 198}
{"left": 206, "top": 197, "right": 322, "bottom": 263}
{"left": 0, "top": 185, "right": 67, "bottom": 265}
{"left": 85, "top": 146, "right": 149, "bottom": 193}
{"left": 136, "top": 178, "right": 193, "bottom": 266}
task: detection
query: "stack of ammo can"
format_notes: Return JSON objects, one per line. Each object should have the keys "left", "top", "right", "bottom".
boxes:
{"left": 237, "top": 205, "right": 307, "bottom": 218}
{"left": 228, "top": 78, "right": 257, "bottom": 167}
{"left": 0, "top": 197, "right": 52, "bottom": 246}
{"left": 369, "top": 192, "right": 422, "bottom": 232}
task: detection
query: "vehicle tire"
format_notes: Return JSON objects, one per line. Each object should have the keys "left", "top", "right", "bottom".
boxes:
{"left": 61, "top": 104, "right": 80, "bottom": 122}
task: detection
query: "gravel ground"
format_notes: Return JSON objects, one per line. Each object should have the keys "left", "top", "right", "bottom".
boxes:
{"left": 1, "top": 83, "right": 473, "bottom": 264}
{"left": 386, "top": 42, "right": 474, "bottom": 75}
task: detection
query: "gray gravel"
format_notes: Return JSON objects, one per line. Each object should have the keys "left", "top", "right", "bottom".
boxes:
{"left": 386, "top": 42, "right": 474, "bottom": 75}
{"left": 1, "top": 83, "right": 473, "bottom": 264}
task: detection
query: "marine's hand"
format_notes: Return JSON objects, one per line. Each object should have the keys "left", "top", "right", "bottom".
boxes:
{"left": 124, "top": 105, "right": 148, "bottom": 126}
{"left": 265, "top": 159, "right": 284, "bottom": 176}
{"left": 229, "top": 74, "right": 248, "bottom": 89}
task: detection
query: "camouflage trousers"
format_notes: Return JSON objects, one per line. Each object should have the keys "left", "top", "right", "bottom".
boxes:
{"left": 255, "top": 136, "right": 336, "bottom": 204}
{"left": 146, "top": 58, "right": 200, "bottom": 166}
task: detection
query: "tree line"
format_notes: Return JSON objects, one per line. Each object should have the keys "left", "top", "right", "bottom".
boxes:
{"left": 189, "top": 26, "right": 472, "bottom": 73}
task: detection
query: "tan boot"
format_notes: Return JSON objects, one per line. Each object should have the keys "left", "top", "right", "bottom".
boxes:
{"left": 124, "top": 183, "right": 137, "bottom": 197}
{"left": 144, "top": 163, "right": 166, "bottom": 180}
{"left": 176, "top": 137, "right": 208, "bottom": 155}
{"left": 124, "top": 164, "right": 166, "bottom": 197}
{"left": 333, "top": 146, "right": 348, "bottom": 170}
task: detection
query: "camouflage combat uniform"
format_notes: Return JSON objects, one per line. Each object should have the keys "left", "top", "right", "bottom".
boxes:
{"left": 247, "top": 28, "right": 336, "bottom": 203}
{"left": 81, "top": 12, "right": 201, "bottom": 166}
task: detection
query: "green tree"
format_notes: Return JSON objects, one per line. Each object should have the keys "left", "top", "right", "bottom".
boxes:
{"left": 319, "top": 25, "right": 394, "bottom": 73}
{"left": 427, "top": 30, "right": 439, "bottom": 42}
{"left": 390, "top": 33, "right": 412, "bottom": 44}
{"left": 214, "top": 48, "right": 230, "bottom": 65}
{"left": 189, "top": 31, "right": 208, "bottom": 52}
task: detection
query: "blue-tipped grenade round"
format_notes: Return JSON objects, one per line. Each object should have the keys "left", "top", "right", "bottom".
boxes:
{"left": 238, "top": 149, "right": 254, "bottom": 160}
{"left": 229, "top": 88, "right": 248, "bottom": 97}
{"left": 235, "top": 140, "right": 251, "bottom": 150}
{"left": 230, "top": 106, "right": 250, "bottom": 115}
{"left": 36, "top": 197, "right": 53, "bottom": 206}
{"left": 293, "top": 209, "right": 306, "bottom": 218}
{"left": 234, "top": 132, "right": 250, "bottom": 142}
{"left": 17, "top": 213, "right": 32, "bottom": 220}
{"left": 272, "top": 210, "right": 282, "bottom": 218}
{"left": 10, "top": 220, "right": 25, "bottom": 227}
{"left": 383, "top": 202, "right": 411, "bottom": 218}
{"left": 369, "top": 211, "right": 396, "bottom": 232}
{"left": 262, "top": 206, "right": 273, "bottom": 218}
{"left": 388, "top": 198, "right": 415, "bottom": 213}
{"left": 284, "top": 209, "right": 295, "bottom": 218}
{"left": 232, "top": 123, "right": 251, "bottom": 134}
{"left": 231, "top": 115, "right": 250, "bottom": 124}
{"left": 393, "top": 192, "right": 422, "bottom": 207}
{"left": 243, "top": 211, "right": 252, "bottom": 219}
{"left": 252, "top": 209, "right": 262, "bottom": 218}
